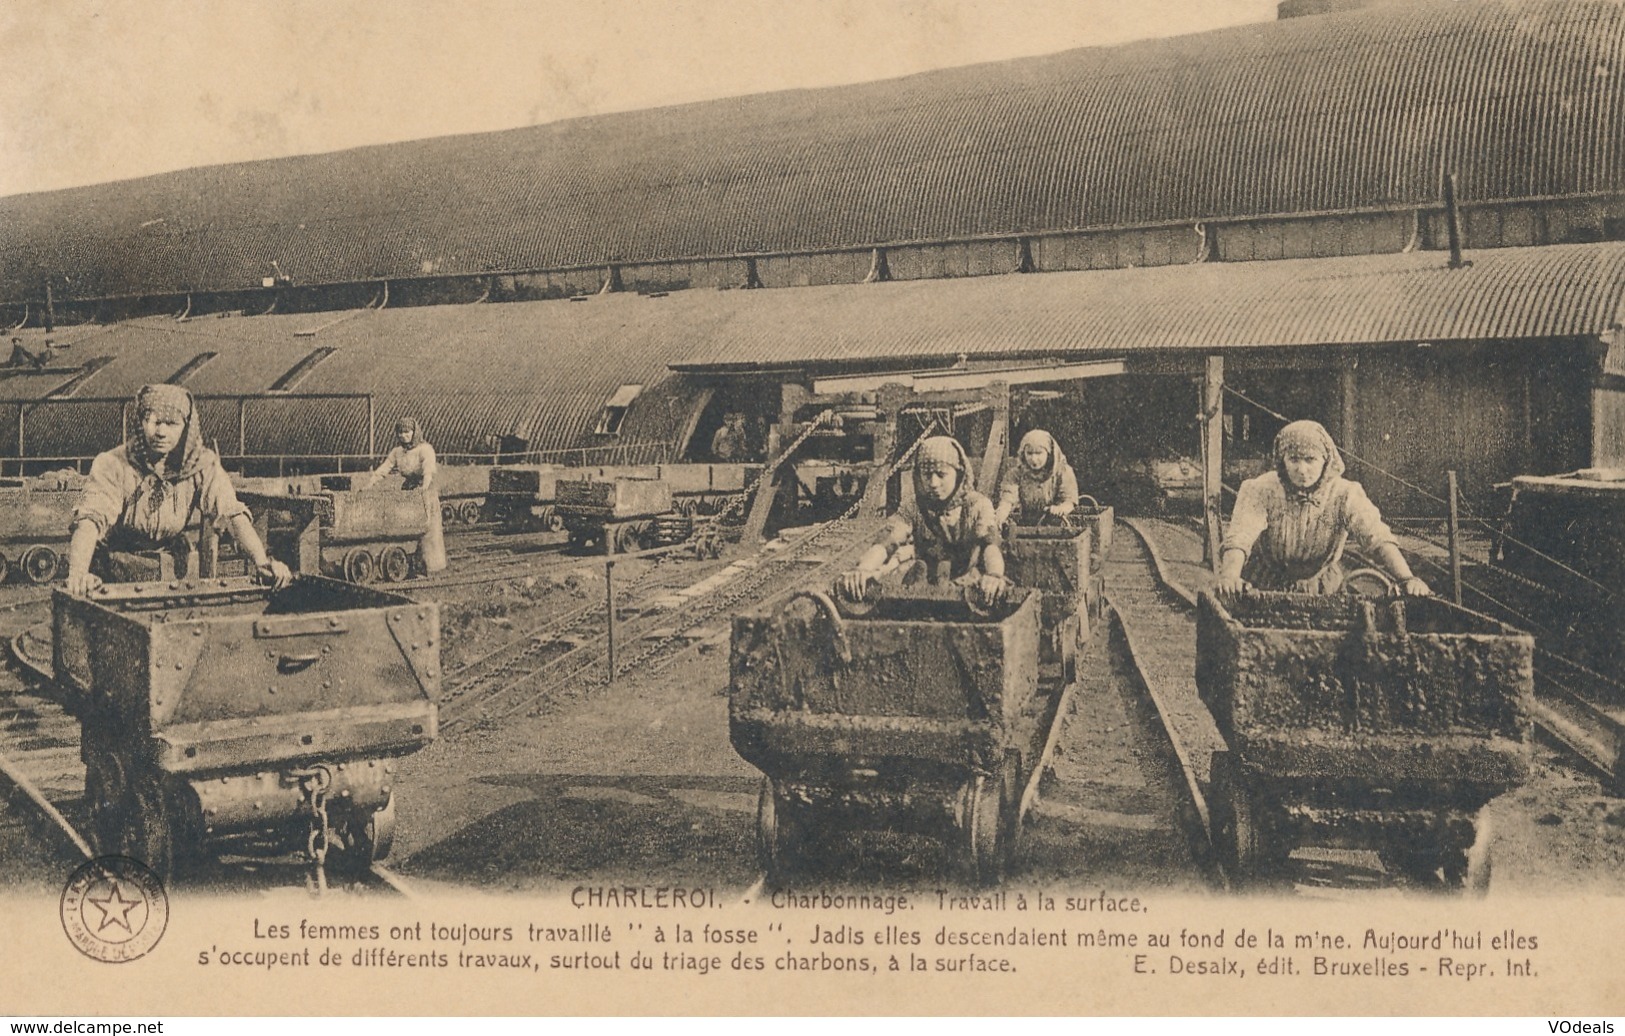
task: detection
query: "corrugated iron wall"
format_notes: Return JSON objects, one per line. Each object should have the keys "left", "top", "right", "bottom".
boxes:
{"left": 3, "top": 0, "right": 1623, "bottom": 302}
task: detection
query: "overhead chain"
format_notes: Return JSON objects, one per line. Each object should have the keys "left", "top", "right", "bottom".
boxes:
{"left": 708, "top": 409, "right": 836, "bottom": 527}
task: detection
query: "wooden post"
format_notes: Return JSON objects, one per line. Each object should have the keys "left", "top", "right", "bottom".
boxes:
{"left": 605, "top": 558, "right": 617, "bottom": 684}
{"left": 1202, "top": 355, "right": 1225, "bottom": 567}
{"left": 978, "top": 384, "right": 1009, "bottom": 496}
{"left": 1447, "top": 470, "right": 1463, "bottom": 605}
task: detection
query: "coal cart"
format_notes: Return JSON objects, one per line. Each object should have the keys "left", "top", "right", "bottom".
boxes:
{"left": 730, "top": 583, "right": 1071, "bottom": 884}
{"left": 55, "top": 575, "right": 439, "bottom": 883}
{"left": 1195, "top": 590, "right": 1533, "bottom": 892}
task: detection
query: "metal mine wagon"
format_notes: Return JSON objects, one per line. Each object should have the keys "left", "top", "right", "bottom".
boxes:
{"left": 1195, "top": 590, "right": 1534, "bottom": 892}
{"left": 239, "top": 480, "right": 433, "bottom": 583}
{"left": 555, "top": 475, "right": 719, "bottom": 556}
{"left": 55, "top": 575, "right": 439, "bottom": 883}
{"left": 0, "top": 474, "right": 83, "bottom": 584}
{"left": 1002, "top": 514, "right": 1103, "bottom": 672}
{"left": 730, "top": 584, "right": 1072, "bottom": 884}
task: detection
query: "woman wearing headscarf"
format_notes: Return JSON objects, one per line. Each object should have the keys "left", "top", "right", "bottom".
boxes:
{"left": 1217, "top": 420, "right": 1430, "bottom": 596}
{"left": 65, "top": 384, "right": 292, "bottom": 594}
{"left": 995, "top": 429, "right": 1080, "bottom": 527}
{"left": 363, "top": 416, "right": 446, "bottom": 573}
{"left": 838, "top": 435, "right": 1006, "bottom": 598}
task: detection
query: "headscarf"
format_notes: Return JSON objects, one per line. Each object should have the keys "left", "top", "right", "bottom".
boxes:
{"left": 1273, "top": 420, "right": 1345, "bottom": 502}
{"left": 395, "top": 416, "right": 421, "bottom": 445}
{"left": 1013, "top": 429, "right": 1067, "bottom": 484}
{"left": 912, "top": 435, "right": 972, "bottom": 515}
{"left": 130, "top": 383, "right": 205, "bottom": 504}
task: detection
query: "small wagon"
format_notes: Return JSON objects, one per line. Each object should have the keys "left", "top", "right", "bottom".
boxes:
{"left": 240, "top": 482, "right": 433, "bottom": 583}
{"left": 54, "top": 575, "right": 439, "bottom": 883}
{"left": 555, "top": 476, "right": 721, "bottom": 557}
{"left": 730, "top": 583, "right": 1071, "bottom": 884}
{"left": 1002, "top": 509, "right": 1108, "bottom": 671}
{"left": 0, "top": 474, "right": 82, "bottom": 584}
{"left": 1195, "top": 590, "right": 1534, "bottom": 892}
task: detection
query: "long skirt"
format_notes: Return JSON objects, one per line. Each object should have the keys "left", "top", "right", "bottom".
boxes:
{"left": 419, "top": 488, "right": 447, "bottom": 573}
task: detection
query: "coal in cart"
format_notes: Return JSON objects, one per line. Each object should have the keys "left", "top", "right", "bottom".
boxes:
{"left": 1195, "top": 590, "right": 1533, "bottom": 892}
{"left": 730, "top": 583, "right": 1072, "bottom": 884}
{"left": 54, "top": 575, "right": 439, "bottom": 883}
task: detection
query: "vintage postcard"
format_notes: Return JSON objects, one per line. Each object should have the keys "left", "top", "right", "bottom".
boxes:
{"left": 1, "top": 0, "right": 1623, "bottom": 1019}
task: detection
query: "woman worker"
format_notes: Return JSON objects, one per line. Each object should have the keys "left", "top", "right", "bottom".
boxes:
{"left": 994, "top": 429, "right": 1080, "bottom": 528}
{"left": 65, "top": 384, "right": 292, "bottom": 594}
{"left": 1216, "top": 419, "right": 1430, "bottom": 596}
{"left": 363, "top": 416, "right": 446, "bottom": 573}
{"left": 838, "top": 435, "right": 1007, "bottom": 599}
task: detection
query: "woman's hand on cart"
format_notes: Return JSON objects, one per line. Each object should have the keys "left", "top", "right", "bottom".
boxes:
{"left": 1215, "top": 572, "right": 1250, "bottom": 596}
{"left": 1398, "top": 576, "right": 1432, "bottom": 597}
{"left": 836, "top": 569, "right": 876, "bottom": 601}
{"left": 257, "top": 559, "right": 294, "bottom": 590}
{"left": 67, "top": 570, "right": 103, "bottom": 596}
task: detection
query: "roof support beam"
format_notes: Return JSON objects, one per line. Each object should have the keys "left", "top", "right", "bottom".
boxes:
{"left": 811, "top": 359, "right": 1126, "bottom": 396}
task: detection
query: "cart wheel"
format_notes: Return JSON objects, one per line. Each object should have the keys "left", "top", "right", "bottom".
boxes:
{"left": 997, "top": 750, "right": 1023, "bottom": 866}
{"left": 0, "top": 551, "right": 9, "bottom": 584}
{"left": 342, "top": 547, "right": 376, "bottom": 584}
{"left": 379, "top": 545, "right": 412, "bottom": 583}
{"left": 358, "top": 795, "right": 398, "bottom": 865}
{"left": 442, "top": 502, "right": 458, "bottom": 525}
{"left": 545, "top": 510, "right": 564, "bottom": 532}
{"left": 83, "top": 745, "right": 131, "bottom": 858}
{"left": 459, "top": 500, "right": 483, "bottom": 525}
{"left": 1209, "top": 752, "right": 1263, "bottom": 888}
{"left": 1454, "top": 814, "right": 1494, "bottom": 897}
{"left": 961, "top": 759, "right": 1015, "bottom": 886}
{"left": 756, "top": 779, "right": 802, "bottom": 884}
{"left": 19, "top": 545, "right": 59, "bottom": 584}
{"left": 126, "top": 774, "right": 181, "bottom": 884}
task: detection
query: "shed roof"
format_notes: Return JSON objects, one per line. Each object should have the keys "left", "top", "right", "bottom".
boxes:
{"left": 669, "top": 241, "right": 1625, "bottom": 369}
{"left": 7, "top": 241, "right": 1622, "bottom": 463}
{"left": 2, "top": 0, "right": 1622, "bottom": 300}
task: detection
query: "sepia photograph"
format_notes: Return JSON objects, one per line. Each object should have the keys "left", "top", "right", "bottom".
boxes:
{"left": 1, "top": 0, "right": 1623, "bottom": 1019}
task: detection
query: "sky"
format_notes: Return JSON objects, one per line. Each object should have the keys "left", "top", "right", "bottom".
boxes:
{"left": 0, "top": 0, "right": 1280, "bottom": 199}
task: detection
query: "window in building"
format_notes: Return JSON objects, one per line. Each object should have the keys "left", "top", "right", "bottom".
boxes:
{"left": 45, "top": 356, "right": 115, "bottom": 398}
{"left": 270, "top": 347, "right": 337, "bottom": 391}
{"left": 167, "top": 351, "right": 218, "bottom": 384}
{"left": 595, "top": 384, "right": 643, "bottom": 436}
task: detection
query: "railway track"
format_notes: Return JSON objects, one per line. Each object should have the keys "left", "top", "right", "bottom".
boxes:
{"left": 440, "top": 522, "right": 885, "bottom": 733}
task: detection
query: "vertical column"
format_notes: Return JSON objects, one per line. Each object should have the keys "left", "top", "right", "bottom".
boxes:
{"left": 1202, "top": 355, "right": 1225, "bottom": 567}
{"left": 978, "top": 384, "right": 1010, "bottom": 496}
{"left": 1339, "top": 349, "right": 1359, "bottom": 449}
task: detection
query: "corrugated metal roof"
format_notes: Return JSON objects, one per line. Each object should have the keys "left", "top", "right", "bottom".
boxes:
{"left": 668, "top": 241, "right": 1625, "bottom": 368}
{"left": 7, "top": 241, "right": 1622, "bottom": 464}
{"left": 3, "top": 0, "right": 1622, "bottom": 300}
{"left": 1, "top": 296, "right": 733, "bottom": 460}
